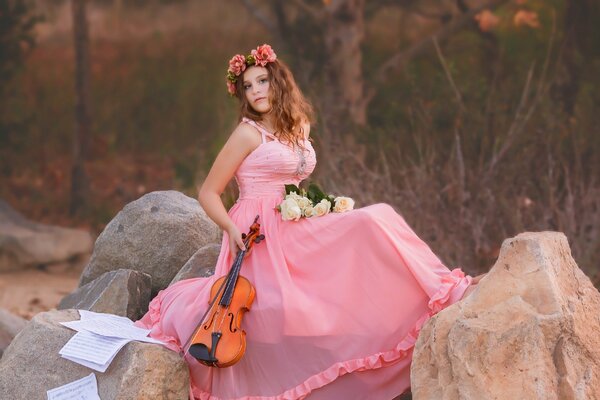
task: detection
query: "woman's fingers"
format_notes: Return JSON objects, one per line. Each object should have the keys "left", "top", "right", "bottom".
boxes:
{"left": 237, "top": 237, "right": 246, "bottom": 251}
{"left": 229, "top": 233, "right": 246, "bottom": 259}
{"left": 230, "top": 244, "right": 238, "bottom": 259}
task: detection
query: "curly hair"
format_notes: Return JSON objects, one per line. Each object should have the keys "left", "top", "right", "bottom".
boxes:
{"left": 233, "top": 59, "right": 314, "bottom": 149}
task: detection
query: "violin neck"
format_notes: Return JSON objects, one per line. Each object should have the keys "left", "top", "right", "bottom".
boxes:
{"left": 219, "top": 248, "right": 246, "bottom": 307}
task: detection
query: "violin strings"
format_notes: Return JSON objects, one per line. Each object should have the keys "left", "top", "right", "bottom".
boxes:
{"left": 212, "top": 238, "right": 248, "bottom": 334}
{"left": 182, "top": 275, "right": 228, "bottom": 354}
{"left": 183, "top": 217, "right": 260, "bottom": 360}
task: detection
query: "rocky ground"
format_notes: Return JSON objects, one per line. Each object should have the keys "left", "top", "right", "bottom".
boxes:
{"left": 2, "top": 190, "right": 600, "bottom": 399}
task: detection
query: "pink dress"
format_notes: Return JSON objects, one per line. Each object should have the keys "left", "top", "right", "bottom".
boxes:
{"left": 135, "top": 118, "right": 472, "bottom": 400}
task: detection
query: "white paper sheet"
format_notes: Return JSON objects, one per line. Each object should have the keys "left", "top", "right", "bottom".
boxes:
{"left": 58, "top": 310, "right": 164, "bottom": 372}
{"left": 46, "top": 372, "right": 101, "bottom": 400}
{"left": 59, "top": 331, "right": 129, "bottom": 372}
{"left": 61, "top": 311, "right": 163, "bottom": 344}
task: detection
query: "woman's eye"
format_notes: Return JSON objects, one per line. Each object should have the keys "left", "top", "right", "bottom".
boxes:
{"left": 243, "top": 85, "right": 251, "bottom": 90}
{"left": 259, "top": 79, "right": 267, "bottom": 84}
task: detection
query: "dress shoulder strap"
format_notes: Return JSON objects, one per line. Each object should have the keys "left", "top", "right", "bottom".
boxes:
{"left": 241, "top": 117, "right": 278, "bottom": 143}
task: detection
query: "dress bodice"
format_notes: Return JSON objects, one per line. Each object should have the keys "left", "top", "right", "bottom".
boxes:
{"left": 234, "top": 118, "right": 317, "bottom": 199}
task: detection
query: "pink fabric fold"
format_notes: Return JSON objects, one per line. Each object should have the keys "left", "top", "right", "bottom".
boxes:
{"left": 187, "top": 282, "right": 464, "bottom": 400}
{"left": 428, "top": 268, "right": 469, "bottom": 313}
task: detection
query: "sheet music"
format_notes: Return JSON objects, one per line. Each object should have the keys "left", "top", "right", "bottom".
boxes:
{"left": 46, "top": 373, "right": 101, "bottom": 400}
{"left": 61, "top": 311, "right": 163, "bottom": 344}
{"left": 59, "top": 310, "right": 164, "bottom": 372}
{"left": 59, "top": 331, "right": 129, "bottom": 372}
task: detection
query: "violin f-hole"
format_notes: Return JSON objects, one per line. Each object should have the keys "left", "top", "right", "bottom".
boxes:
{"left": 227, "top": 312, "right": 238, "bottom": 333}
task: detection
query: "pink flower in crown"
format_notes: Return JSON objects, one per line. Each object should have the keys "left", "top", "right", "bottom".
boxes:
{"left": 228, "top": 54, "right": 247, "bottom": 76}
{"left": 251, "top": 44, "right": 277, "bottom": 67}
{"left": 227, "top": 80, "right": 237, "bottom": 95}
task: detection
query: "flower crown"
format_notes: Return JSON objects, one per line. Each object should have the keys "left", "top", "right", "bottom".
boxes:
{"left": 226, "top": 44, "right": 277, "bottom": 95}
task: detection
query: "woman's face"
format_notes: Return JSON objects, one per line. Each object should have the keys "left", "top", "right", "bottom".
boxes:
{"left": 242, "top": 66, "right": 271, "bottom": 114}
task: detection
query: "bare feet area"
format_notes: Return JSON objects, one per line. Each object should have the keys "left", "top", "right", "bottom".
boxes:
{"left": 0, "top": 259, "right": 88, "bottom": 320}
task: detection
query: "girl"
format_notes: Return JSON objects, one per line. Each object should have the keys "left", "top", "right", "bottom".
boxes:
{"left": 136, "top": 44, "right": 475, "bottom": 400}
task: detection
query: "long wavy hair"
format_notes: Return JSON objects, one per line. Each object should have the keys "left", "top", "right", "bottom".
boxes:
{"left": 233, "top": 59, "right": 314, "bottom": 149}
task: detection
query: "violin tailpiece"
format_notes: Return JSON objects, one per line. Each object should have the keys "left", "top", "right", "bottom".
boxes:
{"left": 189, "top": 331, "right": 222, "bottom": 366}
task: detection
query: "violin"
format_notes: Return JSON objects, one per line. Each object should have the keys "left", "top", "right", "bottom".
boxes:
{"left": 185, "top": 215, "right": 264, "bottom": 367}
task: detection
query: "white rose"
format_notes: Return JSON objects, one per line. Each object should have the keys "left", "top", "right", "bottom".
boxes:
{"left": 296, "top": 196, "right": 312, "bottom": 209}
{"left": 333, "top": 196, "right": 355, "bottom": 213}
{"left": 313, "top": 199, "right": 331, "bottom": 217}
{"left": 280, "top": 198, "right": 302, "bottom": 221}
{"left": 286, "top": 191, "right": 302, "bottom": 201}
{"left": 303, "top": 204, "right": 315, "bottom": 218}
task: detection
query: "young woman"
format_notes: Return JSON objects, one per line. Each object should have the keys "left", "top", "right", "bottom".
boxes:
{"left": 136, "top": 44, "right": 475, "bottom": 400}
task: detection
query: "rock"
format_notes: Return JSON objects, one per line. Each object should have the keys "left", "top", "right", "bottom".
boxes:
{"left": 58, "top": 269, "right": 152, "bottom": 321}
{"left": 411, "top": 231, "right": 600, "bottom": 400}
{"left": 78, "top": 190, "right": 220, "bottom": 295}
{"left": 170, "top": 243, "right": 221, "bottom": 285}
{"left": 0, "top": 199, "right": 93, "bottom": 272}
{"left": 0, "top": 309, "right": 27, "bottom": 359}
{"left": 0, "top": 310, "right": 189, "bottom": 399}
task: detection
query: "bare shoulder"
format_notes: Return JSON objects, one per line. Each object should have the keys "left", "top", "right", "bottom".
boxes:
{"left": 232, "top": 121, "right": 261, "bottom": 141}
{"left": 228, "top": 122, "right": 262, "bottom": 156}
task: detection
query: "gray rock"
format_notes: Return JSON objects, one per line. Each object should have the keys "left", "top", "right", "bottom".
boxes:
{"left": 58, "top": 269, "right": 152, "bottom": 321}
{"left": 78, "top": 190, "right": 220, "bottom": 295}
{"left": 170, "top": 243, "right": 221, "bottom": 285}
{"left": 0, "top": 199, "right": 93, "bottom": 272}
{"left": 0, "top": 310, "right": 189, "bottom": 399}
{"left": 411, "top": 232, "right": 600, "bottom": 400}
{"left": 0, "top": 309, "right": 27, "bottom": 359}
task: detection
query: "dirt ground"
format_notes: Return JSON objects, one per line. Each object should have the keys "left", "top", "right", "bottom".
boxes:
{"left": 0, "top": 258, "right": 88, "bottom": 320}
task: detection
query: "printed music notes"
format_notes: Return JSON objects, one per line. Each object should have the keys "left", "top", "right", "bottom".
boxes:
{"left": 59, "top": 310, "right": 163, "bottom": 372}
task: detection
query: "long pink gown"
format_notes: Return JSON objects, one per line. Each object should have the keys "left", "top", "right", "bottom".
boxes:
{"left": 135, "top": 118, "right": 472, "bottom": 400}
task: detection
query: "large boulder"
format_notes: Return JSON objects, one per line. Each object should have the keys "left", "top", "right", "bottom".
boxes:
{"left": 0, "top": 199, "right": 93, "bottom": 272}
{"left": 78, "top": 190, "right": 220, "bottom": 295}
{"left": 170, "top": 243, "right": 221, "bottom": 285}
{"left": 0, "top": 310, "right": 189, "bottom": 399}
{"left": 0, "top": 309, "right": 27, "bottom": 359}
{"left": 58, "top": 269, "right": 152, "bottom": 320}
{"left": 411, "top": 231, "right": 600, "bottom": 400}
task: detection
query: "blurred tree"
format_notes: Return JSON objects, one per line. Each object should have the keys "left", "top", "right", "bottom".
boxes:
{"left": 70, "top": 0, "right": 92, "bottom": 216}
{"left": 0, "top": 0, "right": 40, "bottom": 148}
{"left": 240, "top": 0, "right": 509, "bottom": 147}
{"left": 0, "top": 0, "right": 38, "bottom": 93}
{"left": 552, "top": 0, "right": 599, "bottom": 116}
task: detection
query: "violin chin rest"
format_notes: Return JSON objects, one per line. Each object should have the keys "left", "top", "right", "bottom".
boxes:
{"left": 189, "top": 343, "right": 218, "bottom": 364}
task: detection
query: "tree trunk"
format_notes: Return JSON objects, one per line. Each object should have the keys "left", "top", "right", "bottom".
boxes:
{"left": 70, "top": 0, "right": 91, "bottom": 216}
{"left": 321, "top": 0, "right": 367, "bottom": 138}
{"left": 552, "top": 0, "right": 593, "bottom": 116}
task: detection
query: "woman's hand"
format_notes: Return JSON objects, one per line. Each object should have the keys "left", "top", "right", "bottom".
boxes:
{"left": 227, "top": 225, "right": 246, "bottom": 259}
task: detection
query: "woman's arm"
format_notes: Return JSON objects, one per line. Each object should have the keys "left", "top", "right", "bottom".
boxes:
{"left": 198, "top": 123, "right": 261, "bottom": 256}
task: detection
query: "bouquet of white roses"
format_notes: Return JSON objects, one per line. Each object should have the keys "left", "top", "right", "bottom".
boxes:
{"left": 276, "top": 183, "right": 355, "bottom": 221}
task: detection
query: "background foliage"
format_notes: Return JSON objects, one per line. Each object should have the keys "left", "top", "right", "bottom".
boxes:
{"left": 1, "top": 0, "right": 598, "bottom": 281}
